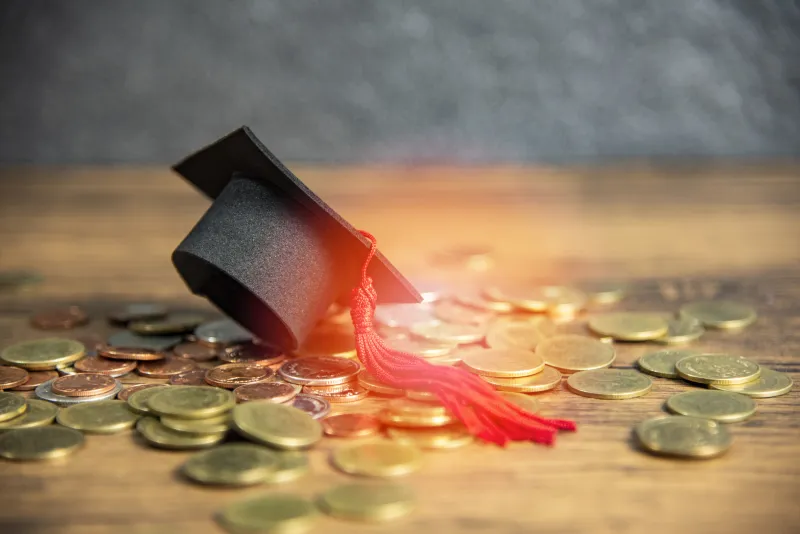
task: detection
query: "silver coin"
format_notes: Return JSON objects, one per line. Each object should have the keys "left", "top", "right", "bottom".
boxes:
{"left": 374, "top": 303, "right": 438, "bottom": 330}
{"left": 35, "top": 378, "right": 123, "bottom": 407}
{"left": 194, "top": 319, "right": 253, "bottom": 347}
{"left": 291, "top": 394, "right": 331, "bottom": 419}
{"left": 107, "top": 331, "right": 182, "bottom": 352}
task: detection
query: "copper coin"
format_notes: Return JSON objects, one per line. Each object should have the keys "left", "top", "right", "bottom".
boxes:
{"left": 0, "top": 366, "right": 29, "bottom": 390}
{"left": 204, "top": 364, "right": 274, "bottom": 389}
{"left": 9, "top": 370, "right": 58, "bottom": 391}
{"left": 168, "top": 369, "right": 209, "bottom": 386}
{"left": 321, "top": 413, "right": 382, "bottom": 437}
{"left": 302, "top": 383, "right": 369, "bottom": 403}
{"left": 74, "top": 356, "right": 137, "bottom": 377}
{"left": 30, "top": 306, "right": 90, "bottom": 330}
{"left": 98, "top": 346, "right": 166, "bottom": 361}
{"left": 117, "top": 383, "right": 165, "bottom": 402}
{"left": 173, "top": 342, "right": 219, "bottom": 362}
{"left": 51, "top": 373, "right": 117, "bottom": 397}
{"left": 233, "top": 382, "right": 301, "bottom": 403}
{"left": 220, "top": 342, "right": 286, "bottom": 366}
{"left": 278, "top": 356, "right": 361, "bottom": 386}
{"left": 137, "top": 358, "right": 196, "bottom": 379}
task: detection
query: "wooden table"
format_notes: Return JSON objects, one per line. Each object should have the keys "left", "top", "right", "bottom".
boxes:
{"left": 0, "top": 165, "right": 798, "bottom": 534}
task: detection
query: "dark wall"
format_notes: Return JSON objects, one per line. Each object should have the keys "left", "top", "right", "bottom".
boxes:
{"left": 1, "top": 0, "right": 798, "bottom": 164}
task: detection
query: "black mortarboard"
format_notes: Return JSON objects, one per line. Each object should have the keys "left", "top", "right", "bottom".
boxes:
{"left": 171, "top": 127, "right": 421, "bottom": 350}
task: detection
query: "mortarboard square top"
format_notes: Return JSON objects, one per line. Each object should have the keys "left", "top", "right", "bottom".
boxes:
{"left": 171, "top": 126, "right": 420, "bottom": 351}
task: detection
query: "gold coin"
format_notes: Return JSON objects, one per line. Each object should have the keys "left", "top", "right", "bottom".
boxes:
{"left": 0, "top": 399, "right": 59, "bottom": 431}
{"left": 710, "top": 368, "right": 793, "bottom": 398}
{"left": 566, "top": 369, "right": 653, "bottom": 400}
{"left": 675, "top": 353, "right": 761, "bottom": 385}
{"left": 637, "top": 349, "right": 697, "bottom": 379}
{"left": 181, "top": 443, "right": 280, "bottom": 486}
{"left": 0, "top": 392, "right": 27, "bottom": 422}
{"left": 0, "top": 425, "right": 85, "bottom": 460}
{"left": 479, "top": 366, "right": 562, "bottom": 393}
{"left": 665, "top": 390, "right": 757, "bottom": 423}
{"left": 379, "top": 398, "right": 454, "bottom": 428}
{"left": 332, "top": 440, "right": 422, "bottom": 477}
{"left": 535, "top": 335, "right": 616, "bottom": 373}
{"left": 498, "top": 391, "right": 541, "bottom": 412}
{"left": 136, "top": 417, "right": 226, "bottom": 449}
{"left": 56, "top": 400, "right": 140, "bottom": 434}
{"left": 679, "top": 300, "right": 757, "bottom": 330}
{"left": 383, "top": 337, "right": 454, "bottom": 359}
{"left": 454, "top": 292, "right": 514, "bottom": 313}
{"left": 581, "top": 281, "right": 626, "bottom": 305}
{"left": 217, "top": 494, "right": 317, "bottom": 534}
{"left": 433, "top": 300, "right": 493, "bottom": 326}
{"left": 317, "top": 482, "right": 415, "bottom": 522}
{"left": 410, "top": 321, "right": 484, "bottom": 345}
{"left": 588, "top": 313, "right": 669, "bottom": 341}
{"left": 126, "top": 385, "right": 171, "bottom": 415}
{"left": 635, "top": 415, "right": 731, "bottom": 459}
{"left": 263, "top": 451, "right": 310, "bottom": 483}
{"left": 1, "top": 338, "right": 85, "bottom": 371}
{"left": 485, "top": 319, "right": 546, "bottom": 351}
{"left": 459, "top": 347, "right": 545, "bottom": 378}
{"left": 357, "top": 370, "right": 403, "bottom": 396}
{"left": 232, "top": 401, "right": 322, "bottom": 449}
{"left": 405, "top": 389, "right": 438, "bottom": 402}
{"left": 161, "top": 413, "right": 230, "bottom": 434}
{"left": 425, "top": 353, "right": 463, "bottom": 366}
{"left": 147, "top": 386, "right": 235, "bottom": 419}
{"left": 655, "top": 317, "right": 705, "bottom": 344}
{"left": 386, "top": 425, "right": 473, "bottom": 450}
{"left": 483, "top": 285, "right": 586, "bottom": 314}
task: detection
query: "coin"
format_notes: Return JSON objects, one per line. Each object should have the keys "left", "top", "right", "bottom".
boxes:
{"left": 172, "top": 342, "right": 218, "bottom": 362}
{"left": 108, "top": 303, "right": 168, "bottom": 325}
{"left": 161, "top": 413, "right": 230, "bottom": 434}
{"left": 383, "top": 337, "right": 454, "bottom": 359}
{"left": 666, "top": 390, "right": 757, "bottom": 423}
{"left": 136, "top": 417, "right": 226, "bottom": 449}
{"left": 675, "top": 353, "right": 761, "bottom": 385}
{"left": 1, "top": 338, "right": 85, "bottom": 370}
{"left": 655, "top": 317, "right": 705, "bottom": 344}
{"left": 36, "top": 378, "right": 123, "bottom": 406}
{"left": 386, "top": 425, "right": 473, "bottom": 450}
{"left": 302, "top": 383, "right": 368, "bottom": 403}
{"left": 107, "top": 331, "right": 182, "bottom": 352}
{"left": 168, "top": 369, "right": 209, "bottom": 386}
{"left": 454, "top": 292, "right": 514, "bottom": 313}
{"left": 205, "top": 363, "right": 274, "bottom": 389}
{"left": 332, "top": 440, "right": 422, "bottom": 477}
{"left": 357, "top": 370, "right": 404, "bottom": 396}
{"left": 125, "top": 384, "right": 170, "bottom": 414}
{"left": 260, "top": 451, "right": 309, "bottom": 483}
{"left": 194, "top": 319, "right": 253, "bottom": 347}
{"left": 0, "top": 392, "right": 28, "bottom": 422}
{"left": 635, "top": 415, "right": 731, "bottom": 459}
{"left": 535, "top": 335, "right": 616, "bottom": 373}
{"left": 433, "top": 300, "right": 494, "bottom": 326}
{"left": 295, "top": 326, "right": 357, "bottom": 359}
{"left": 0, "top": 399, "right": 58, "bottom": 431}
{"left": 31, "top": 306, "right": 89, "bottom": 330}
{"left": 410, "top": 321, "right": 484, "bottom": 345}
{"left": 0, "top": 425, "right": 85, "bottom": 460}
{"left": 291, "top": 394, "right": 331, "bottom": 419}
{"left": 73, "top": 356, "right": 137, "bottom": 377}
{"left": 637, "top": 349, "right": 697, "bottom": 379}
{"left": 709, "top": 368, "right": 793, "bottom": 398}
{"left": 233, "top": 402, "right": 322, "bottom": 449}
{"left": 318, "top": 482, "right": 415, "bottom": 522}
{"left": 117, "top": 383, "right": 163, "bottom": 402}
{"left": 405, "top": 389, "right": 438, "bottom": 402}
{"left": 51, "top": 373, "right": 117, "bottom": 397}
{"left": 0, "top": 366, "right": 29, "bottom": 390}
{"left": 128, "top": 313, "right": 206, "bottom": 336}
{"left": 498, "top": 391, "right": 542, "bottom": 412}
{"left": 479, "top": 366, "right": 563, "bottom": 393}
{"left": 566, "top": 369, "right": 653, "bottom": 400}
{"left": 379, "top": 398, "right": 454, "bottom": 428}
{"left": 322, "top": 413, "right": 382, "bottom": 438}
{"left": 56, "top": 400, "right": 140, "bottom": 434}
{"left": 581, "top": 282, "right": 626, "bottom": 305}
{"left": 98, "top": 346, "right": 165, "bottom": 361}
{"left": 147, "top": 386, "right": 235, "bottom": 419}
{"left": 10, "top": 370, "right": 59, "bottom": 392}
{"left": 217, "top": 494, "right": 317, "bottom": 534}
{"left": 234, "top": 382, "right": 301, "bottom": 403}
{"left": 137, "top": 358, "right": 196, "bottom": 379}
{"left": 181, "top": 443, "right": 279, "bottom": 486}
{"left": 679, "top": 300, "right": 757, "bottom": 330}
{"left": 279, "top": 356, "right": 361, "bottom": 386}
{"left": 484, "top": 285, "right": 586, "bottom": 314}
{"left": 459, "top": 347, "right": 545, "bottom": 378}
{"left": 588, "top": 312, "right": 669, "bottom": 341}
{"left": 485, "top": 319, "right": 545, "bottom": 351}
{"left": 374, "top": 303, "right": 438, "bottom": 330}
{"left": 56, "top": 363, "right": 78, "bottom": 375}
{"left": 220, "top": 342, "right": 285, "bottom": 366}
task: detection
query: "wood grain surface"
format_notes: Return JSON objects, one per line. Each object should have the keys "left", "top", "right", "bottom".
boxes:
{"left": 0, "top": 165, "right": 798, "bottom": 534}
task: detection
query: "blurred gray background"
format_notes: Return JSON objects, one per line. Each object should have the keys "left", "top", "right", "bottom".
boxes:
{"left": 0, "top": 0, "right": 798, "bottom": 164}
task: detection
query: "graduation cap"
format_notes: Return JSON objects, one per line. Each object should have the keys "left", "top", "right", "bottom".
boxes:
{"left": 171, "top": 126, "right": 420, "bottom": 351}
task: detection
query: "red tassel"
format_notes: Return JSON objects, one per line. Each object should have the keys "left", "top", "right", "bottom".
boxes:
{"left": 350, "top": 231, "right": 577, "bottom": 446}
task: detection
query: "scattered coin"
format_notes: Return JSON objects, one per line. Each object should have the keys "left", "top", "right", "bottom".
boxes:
{"left": 73, "top": 356, "right": 136, "bottom": 377}
{"left": 263, "top": 451, "right": 311, "bottom": 483}
{"left": 588, "top": 312, "right": 669, "bottom": 341}
{"left": 117, "top": 383, "right": 164, "bottom": 403}
{"left": 125, "top": 385, "right": 171, "bottom": 415}
{"left": 485, "top": 319, "right": 545, "bottom": 352}
{"left": 181, "top": 443, "right": 280, "bottom": 486}
{"left": 302, "top": 383, "right": 369, "bottom": 403}
{"left": 382, "top": 337, "right": 454, "bottom": 359}
{"left": 379, "top": 398, "right": 454, "bottom": 428}
{"left": 679, "top": 300, "right": 757, "bottom": 330}
{"left": 374, "top": 303, "right": 438, "bottom": 330}
{"left": 433, "top": 300, "right": 493, "bottom": 326}
{"left": 128, "top": 313, "right": 206, "bottom": 335}
{"left": 107, "top": 331, "right": 182, "bottom": 352}
{"left": 535, "top": 335, "right": 616, "bottom": 373}
{"left": 635, "top": 415, "right": 732, "bottom": 459}
{"left": 332, "top": 440, "right": 422, "bottom": 477}
{"left": 30, "top": 306, "right": 89, "bottom": 330}
{"left": 1, "top": 338, "right": 85, "bottom": 370}
{"left": 233, "top": 402, "right": 322, "bottom": 450}
{"left": 567, "top": 369, "right": 653, "bottom": 400}
{"left": 136, "top": 417, "right": 226, "bottom": 450}
{"left": 220, "top": 342, "right": 285, "bottom": 366}
{"left": 56, "top": 400, "right": 140, "bottom": 434}
{"left": 234, "top": 382, "right": 301, "bottom": 404}
{"left": 479, "top": 366, "right": 563, "bottom": 393}
{"left": 161, "top": 413, "right": 230, "bottom": 434}
{"left": 36, "top": 378, "right": 123, "bottom": 407}
{"left": 172, "top": 342, "right": 218, "bottom": 362}
{"left": 0, "top": 399, "right": 59, "bottom": 430}
{"left": 0, "top": 366, "right": 29, "bottom": 390}
{"left": 666, "top": 390, "right": 757, "bottom": 423}
{"left": 460, "top": 347, "right": 546, "bottom": 378}
{"left": 108, "top": 303, "right": 168, "bottom": 325}
{"left": 291, "top": 394, "right": 331, "bottom": 419}
{"left": 484, "top": 285, "right": 586, "bottom": 314}
{"left": 655, "top": 317, "right": 705, "bottom": 344}
{"left": 386, "top": 425, "right": 474, "bottom": 450}
{"left": 216, "top": 494, "right": 318, "bottom": 534}
{"left": 295, "top": 326, "right": 357, "bottom": 359}
{"left": 98, "top": 346, "right": 166, "bottom": 361}
{"left": 51, "top": 374, "right": 117, "bottom": 398}
{"left": 410, "top": 321, "right": 484, "bottom": 345}
{"left": 581, "top": 282, "right": 626, "bottom": 305}
{"left": 0, "top": 392, "right": 28, "bottom": 422}
{"left": 322, "top": 413, "right": 382, "bottom": 438}
{"left": 317, "top": 482, "right": 415, "bottom": 522}
{"left": 194, "top": 319, "right": 253, "bottom": 347}
{"left": 675, "top": 353, "right": 761, "bottom": 386}
{"left": 0, "top": 425, "right": 85, "bottom": 460}
{"left": 147, "top": 386, "right": 235, "bottom": 420}
{"left": 137, "top": 357, "right": 196, "bottom": 379}
{"left": 710, "top": 368, "right": 793, "bottom": 398}
{"left": 454, "top": 292, "right": 514, "bottom": 313}
{"left": 205, "top": 363, "right": 274, "bottom": 389}
{"left": 637, "top": 349, "right": 697, "bottom": 379}
{"left": 498, "top": 392, "right": 542, "bottom": 412}
{"left": 169, "top": 369, "right": 209, "bottom": 386}
{"left": 279, "top": 356, "right": 361, "bottom": 386}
